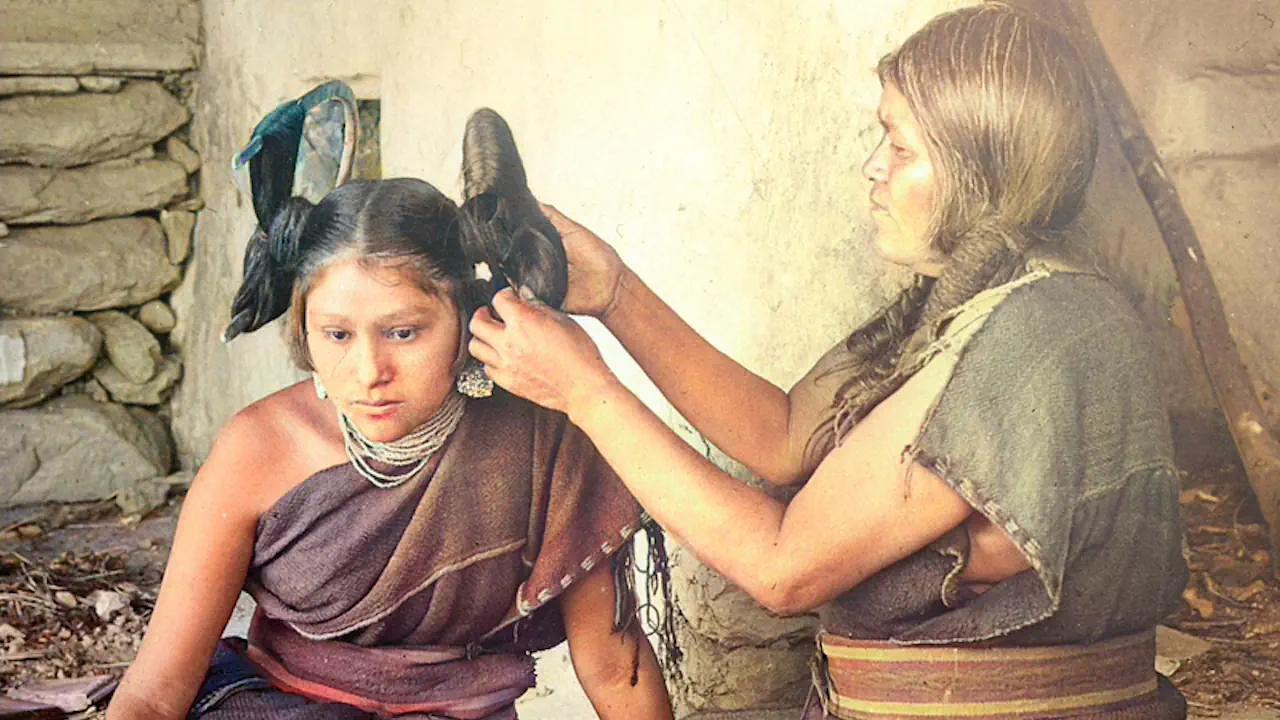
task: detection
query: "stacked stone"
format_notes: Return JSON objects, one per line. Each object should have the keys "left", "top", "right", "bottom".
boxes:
{"left": 0, "top": 0, "right": 200, "bottom": 508}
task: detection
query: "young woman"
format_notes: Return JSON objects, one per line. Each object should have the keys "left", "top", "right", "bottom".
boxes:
{"left": 106, "top": 178, "right": 673, "bottom": 719}
{"left": 469, "top": 5, "right": 1189, "bottom": 718}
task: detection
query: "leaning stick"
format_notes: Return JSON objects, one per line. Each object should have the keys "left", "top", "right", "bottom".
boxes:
{"left": 1057, "top": 0, "right": 1280, "bottom": 574}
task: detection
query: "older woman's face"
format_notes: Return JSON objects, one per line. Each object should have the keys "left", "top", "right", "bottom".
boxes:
{"left": 862, "top": 84, "right": 944, "bottom": 276}
{"left": 305, "top": 254, "right": 461, "bottom": 443}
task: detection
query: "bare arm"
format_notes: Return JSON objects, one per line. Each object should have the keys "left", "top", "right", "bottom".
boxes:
{"left": 561, "top": 564, "right": 673, "bottom": 720}
{"left": 566, "top": 340, "right": 974, "bottom": 613}
{"left": 106, "top": 410, "right": 274, "bottom": 720}
{"left": 544, "top": 206, "right": 808, "bottom": 486}
{"left": 470, "top": 291, "right": 976, "bottom": 614}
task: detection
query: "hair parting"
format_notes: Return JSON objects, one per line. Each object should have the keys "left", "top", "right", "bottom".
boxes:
{"left": 225, "top": 110, "right": 567, "bottom": 373}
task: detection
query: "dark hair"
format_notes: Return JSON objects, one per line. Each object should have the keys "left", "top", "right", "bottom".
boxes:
{"left": 459, "top": 108, "right": 568, "bottom": 310}
{"left": 808, "top": 3, "right": 1098, "bottom": 460}
{"left": 224, "top": 178, "right": 496, "bottom": 370}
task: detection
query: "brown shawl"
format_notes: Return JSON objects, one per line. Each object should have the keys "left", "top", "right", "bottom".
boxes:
{"left": 238, "top": 389, "right": 645, "bottom": 717}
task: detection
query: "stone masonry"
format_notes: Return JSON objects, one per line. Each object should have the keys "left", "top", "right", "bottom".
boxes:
{"left": 0, "top": 0, "right": 202, "bottom": 508}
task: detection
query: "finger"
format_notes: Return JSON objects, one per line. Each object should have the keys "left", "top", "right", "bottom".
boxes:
{"left": 539, "top": 204, "right": 579, "bottom": 235}
{"left": 469, "top": 305, "right": 505, "bottom": 339}
{"left": 517, "top": 284, "right": 552, "bottom": 308}
{"left": 471, "top": 304, "right": 500, "bottom": 325}
{"left": 467, "top": 336, "right": 502, "bottom": 368}
{"left": 490, "top": 286, "right": 530, "bottom": 319}
{"left": 479, "top": 362, "right": 512, "bottom": 393}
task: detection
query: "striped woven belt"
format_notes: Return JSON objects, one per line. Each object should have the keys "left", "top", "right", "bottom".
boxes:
{"left": 812, "top": 629, "right": 1164, "bottom": 719}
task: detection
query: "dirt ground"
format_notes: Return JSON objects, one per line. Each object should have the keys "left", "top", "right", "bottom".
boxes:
{"left": 3, "top": 464, "right": 1280, "bottom": 719}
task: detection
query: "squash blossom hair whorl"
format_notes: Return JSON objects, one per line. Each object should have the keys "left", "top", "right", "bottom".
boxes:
{"left": 223, "top": 178, "right": 491, "bottom": 371}
{"left": 808, "top": 3, "right": 1099, "bottom": 461}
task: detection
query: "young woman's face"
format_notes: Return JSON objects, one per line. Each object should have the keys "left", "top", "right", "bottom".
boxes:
{"left": 862, "top": 83, "right": 944, "bottom": 276}
{"left": 305, "top": 254, "right": 461, "bottom": 443}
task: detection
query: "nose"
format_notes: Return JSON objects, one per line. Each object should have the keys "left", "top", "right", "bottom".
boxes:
{"left": 353, "top": 336, "right": 392, "bottom": 388}
{"left": 862, "top": 135, "right": 888, "bottom": 183}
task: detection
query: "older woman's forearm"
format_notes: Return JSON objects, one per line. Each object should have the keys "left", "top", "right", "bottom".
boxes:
{"left": 601, "top": 267, "right": 804, "bottom": 485}
{"left": 567, "top": 377, "right": 802, "bottom": 610}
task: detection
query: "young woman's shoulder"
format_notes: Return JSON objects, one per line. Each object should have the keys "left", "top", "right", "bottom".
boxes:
{"left": 199, "top": 380, "right": 344, "bottom": 517}
{"left": 468, "top": 388, "right": 605, "bottom": 471}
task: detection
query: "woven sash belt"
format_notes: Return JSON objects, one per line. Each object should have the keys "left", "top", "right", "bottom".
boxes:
{"left": 812, "top": 629, "right": 1185, "bottom": 719}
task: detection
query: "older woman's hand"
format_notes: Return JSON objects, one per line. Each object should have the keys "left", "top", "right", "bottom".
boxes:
{"left": 469, "top": 286, "right": 618, "bottom": 416}
{"left": 540, "top": 204, "right": 627, "bottom": 320}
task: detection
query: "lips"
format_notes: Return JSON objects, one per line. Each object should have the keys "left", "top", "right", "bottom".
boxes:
{"left": 353, "top": 401, "right": 402, "bottom": 418}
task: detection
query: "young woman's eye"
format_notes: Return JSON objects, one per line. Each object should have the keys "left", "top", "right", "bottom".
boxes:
{"left": 324, "top": 329, "right": 351, "bottom": 342}
{"left": 892, "top": 143, "right": 913, "bottom": 159}
{"left": 387, "top": 327, "right": 419, "bottom": 342}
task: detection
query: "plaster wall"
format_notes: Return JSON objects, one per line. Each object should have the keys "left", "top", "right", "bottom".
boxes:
{"left": 178, "top": 1, "right": 1278, "bottom": 471}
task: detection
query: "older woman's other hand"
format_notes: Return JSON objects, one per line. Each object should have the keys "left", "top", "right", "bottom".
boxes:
{"left": 540, "top": 204, "right": 627, "bottom": 320}
{"left": 469, "top": 286, "right": 618, "bottom": 416}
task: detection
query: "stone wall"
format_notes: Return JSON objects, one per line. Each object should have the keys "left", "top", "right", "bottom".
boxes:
{"left": 0, "top": 0, "right": 201, "bottom": 509}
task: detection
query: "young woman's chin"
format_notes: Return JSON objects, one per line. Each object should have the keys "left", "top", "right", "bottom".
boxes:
{"left": 344, "top": 405, "right": 408, "bottom": 441}
{"left": 348, "top": 398, "right": 457, "bottom": 443}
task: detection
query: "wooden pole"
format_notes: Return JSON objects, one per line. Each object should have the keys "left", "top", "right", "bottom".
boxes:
{"left": 1056, "top": 0, "right": 1280, "bottom": 574}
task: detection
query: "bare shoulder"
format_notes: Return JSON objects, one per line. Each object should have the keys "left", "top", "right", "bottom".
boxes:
{"left": 197, "top": 380, "right": 344, "bottom": 517}
{"left": 845, "top": 347, "right": 956, "bottom": 455}
{"left": 108, "top": 387, "right": 334, "bottom": 718}
{"left": 211, "top": 383, "right": 303, "bottom": 468}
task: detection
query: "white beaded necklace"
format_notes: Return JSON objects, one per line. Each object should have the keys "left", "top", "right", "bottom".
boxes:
{"left": 339, "top": 391, "right": 467, "bottom": 488}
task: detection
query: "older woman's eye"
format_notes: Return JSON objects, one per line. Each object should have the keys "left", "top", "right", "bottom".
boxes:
{"left": 324, "top": 329, "right": 351, "bottom": 342}
{"left": 387, "top": 327, "right": 420, "bottom": 342}
{"left": 892, "top": 143, "right": 913, "bottom": 160}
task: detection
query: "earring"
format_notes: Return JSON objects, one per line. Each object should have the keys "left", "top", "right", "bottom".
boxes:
{"left": 312, "top": 373, "right": 328, "bottom": 400}
{"left": 456, "top": 359, "right": 494, "bottom": 399}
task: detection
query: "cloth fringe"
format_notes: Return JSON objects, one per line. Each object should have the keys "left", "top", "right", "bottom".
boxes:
{"left": 612, "top": 516, "right": 682, "bottom": 676}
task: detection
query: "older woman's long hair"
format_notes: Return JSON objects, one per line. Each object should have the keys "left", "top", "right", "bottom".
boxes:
{"left": 809, "top": 3, "right": 1099, "bottom": 461}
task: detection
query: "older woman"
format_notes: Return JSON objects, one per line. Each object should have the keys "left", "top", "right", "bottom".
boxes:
{"left": 469, "top": 5, "right": 1189, "bottom": 718}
